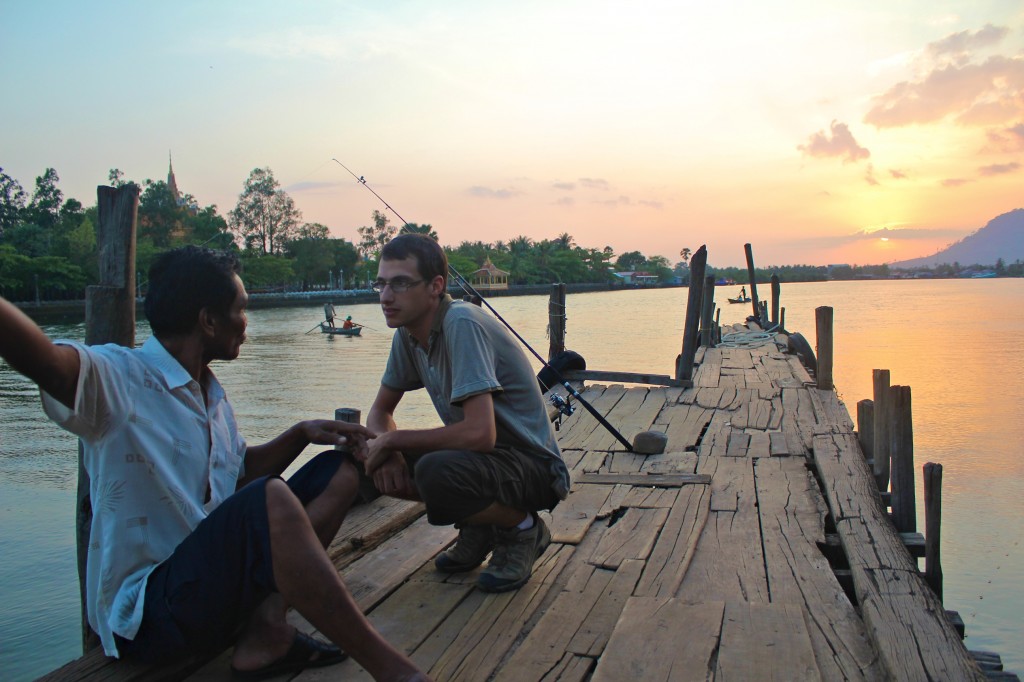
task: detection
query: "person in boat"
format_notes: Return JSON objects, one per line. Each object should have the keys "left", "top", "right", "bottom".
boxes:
{"left": 0, "top": 246, "right": 427, "bottom": 682}
{"left": 343, "top": 315, "right": 355, "bottom": 329}
{"left": 739, "top": 286, "right": 747, "bottom": 299}
{"left": 363, "top": 234, "right": 569, "bottom": 593}
{"left": 324, "top": 301, "right": 336, "bottom": 328}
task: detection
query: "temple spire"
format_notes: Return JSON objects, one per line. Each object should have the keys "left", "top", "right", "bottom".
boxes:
{"left": 167, "top": 151, "right": 180, "bottom": 202}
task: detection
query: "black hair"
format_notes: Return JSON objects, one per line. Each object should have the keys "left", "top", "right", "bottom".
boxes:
{"left": 380, "top": 233, "right": 448, "bottom": 293}
{"left": 144, "top": 246, "right": 242, "bottom": 336}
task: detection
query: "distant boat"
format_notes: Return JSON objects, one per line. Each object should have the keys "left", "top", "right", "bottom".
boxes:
{"left": 728, "top": 297, "right": 751, "bottom": 304}
{"left": 320, "top": 322, "right": 362, "bottom": 336}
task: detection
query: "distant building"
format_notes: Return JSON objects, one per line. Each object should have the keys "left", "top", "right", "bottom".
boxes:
{"left": 470, "top": 257, "right": 510, "bottom": 290}
{"left": 167, "top": 152, "right": 198, "bottom": 214}
{"left": 613, "top": 271, "right": 658, "bottom": 286}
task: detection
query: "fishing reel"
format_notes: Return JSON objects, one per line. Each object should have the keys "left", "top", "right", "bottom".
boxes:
{"left": 549, "top": 392, "right": 575, "bottom": 430}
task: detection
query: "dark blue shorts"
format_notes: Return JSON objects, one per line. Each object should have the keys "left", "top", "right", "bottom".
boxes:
{"left": 115, "top": 451, "right": 348, "bottom": 663}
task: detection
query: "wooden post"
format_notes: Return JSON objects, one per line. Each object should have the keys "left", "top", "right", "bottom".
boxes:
{"left": 890, "top": 385, "right": 916, "bottom": 532}
{"left": 857, "top": 398, "right": 874, "bottom": 463}
{"left": 79, "top": 183, "right": 138, "bottom": 651}
{"left": 924, "top": 462, "right": 943, "bottom": 601}
{"left": 743, "top": 243, "right": 762, "bottom": 323}
{"left": 770, "top": 274, "right": 780, "bottom": 325}
{"left": 548, "top": 283, "right": 566, "bottom": 361}
{"left": 815, "top": 306, "right": 833, "bottom": 390}
{"left": 872, "top": 369, "right": 891, "bottom": 491}
{"left": 677, "top": 245, "right": 707, "bottom": 381}
{"left": 699, "top": 275, "right": 715, "bottom": 347}
{"left": 714, "top": 308, "right": 721, "bottom": 345}
{"left": 779, "top": 307, "right": 785, "bottom": 332}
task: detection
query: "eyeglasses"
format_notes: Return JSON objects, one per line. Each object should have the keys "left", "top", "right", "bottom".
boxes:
{"left": 371, "top": 278, "right": 425, "bottom": 293}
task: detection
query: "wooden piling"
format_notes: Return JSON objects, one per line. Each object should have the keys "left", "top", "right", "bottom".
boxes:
{"left": 743, "top": 243, "right": 762, "bottom": 323}
{"left": 857, "top": 398, "right": 874, "bottom": 463}
{"left": 890, "top": 385, "right": 916, "bottom": 533}
{"left": 872, "top": 369, "right": 891, "bottom": 491}
{"left": 79, "top": 183, "right": 139, "bottom": 651}
{"left": 770, "top": 274, "right": 780, "bottom": 325}
{"left": 677, "top": 245, "right": 707, "bottom": 381}
{"left": 700, "top": 275, "right": 716, "bottom": 347}
{"left": 815, "top": 306, "right": 834, "bottom": 390}
{"left": 779, "top": 306, "right": 785, "bottom": 331}
{"left": 924, "top": 462, "right": 943, "bottom": 601}
{"left": 548, "top": 283, "right": 566, "bottom": 360}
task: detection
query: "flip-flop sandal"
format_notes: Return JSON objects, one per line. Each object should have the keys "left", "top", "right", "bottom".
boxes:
{"left": 231, "top": 631, "right": 347, "bottom": 680}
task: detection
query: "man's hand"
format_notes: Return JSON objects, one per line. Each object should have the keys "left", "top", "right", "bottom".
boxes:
{"left": 298, "top": 419, "right": 374, "bottom": 459}
{"left": 370, "top": 451, "right": 417, "bottom": 498}
{"left": 363, "top": 429, "right": 396, "bottom": 473}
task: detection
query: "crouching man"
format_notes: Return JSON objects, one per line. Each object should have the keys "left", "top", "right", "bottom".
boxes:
{"left": 0, "top": 246, "right": 427, "bottom": 681}
{"left": 363, "top": 234, "right": 570, "bottom": 592}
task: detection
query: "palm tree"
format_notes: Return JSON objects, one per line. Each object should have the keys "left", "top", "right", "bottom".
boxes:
{"left": 680, "top": 247, "right": 692, "bottom": 267}
{"left": 403, "top": 223, "right": 439, "bottom": 240}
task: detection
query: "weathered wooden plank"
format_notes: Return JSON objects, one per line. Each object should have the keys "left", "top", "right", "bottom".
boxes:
{"left": 342, "top": 516, "right": 458, "bottom": 611}
{"left": 560, "top": 369, "right": 689, "bottom": 388}
{"left": 327, "top": 497, "right": 425, "bottom": 567}
{"left": 569, "top": 449, "right": 607, "bottom": 475}
{"left": 633, "top": 484, "right": 710, "bottom": 598}
{"left": 589, "top": 507, "right": 669, "bottom": 569}
{"left": 660, "top": 403, "right": 713, "bottom": 452}
{"left": 605, "top": 451, "right": 648, "bottom": 474}
{"left": 554, "top": 385, "right": 626, "bottom": 450}
{"left": 429, "top": 545, "right": 572, "bottom": 681}
{"left": 620, "top": 485, "right": 678, "bottom": 508}
{"left": 639, "top": 450, "right": 698, "bottom": 474}
{"left": 311, "top": 581, "right": 474, "bottom": 681}
{"left": 754, "top": 457, "right": 886, "bottom": 680}
{"left": 576, "top": 472, "right": 711, "bottom": 487}
{"left": 809, "top": 386, "right": 856, "bottom": 433}
{"left": 548, "top": 484, "right": 613, "bottom": 544}
{"left": 596, "top": 484, "right": 633, "bottom": 518}
{"left": 578, "top": 387, "right": 650, "bottom": 451}
{"left": 677, "top": 457, "right": 769, "bottom": 603}
{"left": 590, "top": 598, "right": 724, "bottom": 682}
{"left": 716, "top": 602, "right": 821, "bottom": 681}
{"left": 857, "top": 567, "right": 985, "bottom": 681}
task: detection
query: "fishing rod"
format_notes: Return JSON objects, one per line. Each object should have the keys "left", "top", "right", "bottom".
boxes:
{"left": 331, "top": 158, "right": 634, "bottom": 451}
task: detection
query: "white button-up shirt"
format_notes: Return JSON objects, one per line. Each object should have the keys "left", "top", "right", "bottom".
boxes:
{"left": 41, "top": 336, "right": 247, "bottom": 657}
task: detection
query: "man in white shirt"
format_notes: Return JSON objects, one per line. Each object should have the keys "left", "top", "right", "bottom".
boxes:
{"left": 0, "top": 246, "right": 427, "bottom": 682}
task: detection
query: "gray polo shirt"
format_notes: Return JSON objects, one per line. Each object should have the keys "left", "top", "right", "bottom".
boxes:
{"left": 382, "top": 295, "right": 569, "bottom": 499}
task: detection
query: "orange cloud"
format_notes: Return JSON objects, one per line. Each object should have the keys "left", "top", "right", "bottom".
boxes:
{"left": 978, "top": 161, "right": 1021, "bottom": 176}
{"left": 925, "top": 24, "right": 1009, "bottom": 65}
{"left": 865, "top": 55, "right": 1024, "bottom": 128}
{"left": 798, "top": 120, "right": 870, "bottom": 163}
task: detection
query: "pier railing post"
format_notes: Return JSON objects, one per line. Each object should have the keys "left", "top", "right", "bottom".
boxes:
{"left": 815, "top": 306, "right": 834, "bottom": 390}
{"left": 677, "top": 245, "right": 707, "bottom": 381}
{"left": 548, "top": 283, "right": 566, "bottom": 361}
{"left": 890, "top": 385, "right": 916, "bottom": 533}
{"left": 79, "top": 183, "right": 139, "bottom": 652}
{"left": 924, "top": 462, "right": 943, "bottom": 601}
{"left": 700, "top": 275, "right": 716, "bottom": 347}
{"left": 872, "top": 369, "right": 891, "bottom": 491}
{"left": 770, "top": 274, "right": 780, "bottom": 326}
{"left": 744, "top": 243, "right": 763, "bottom": 323}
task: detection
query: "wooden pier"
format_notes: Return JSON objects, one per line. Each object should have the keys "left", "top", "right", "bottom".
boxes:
{"left": 43, "top": 315, "right": 1008, "bottom": 681}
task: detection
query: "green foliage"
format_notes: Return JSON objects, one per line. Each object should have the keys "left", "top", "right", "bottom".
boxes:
{"left": 357, "top": 210, "right": 397, "bottom": 259}
{"left": 403, "top": 223, "right": 438, "bottom": 240}
{"left": 25, "top": 168, "right": 62, "bottom": 231}
{"left": 229, "top": 168, "right": 301, "bottom": 254}
{"left": 0, "top": 168, "right": 27, "bottom": 237}
{"left": 239, "top": 252, "right": 294, "bottom": 289}
{"left": 0, "top": 244, "right": 28, "bottom": 291}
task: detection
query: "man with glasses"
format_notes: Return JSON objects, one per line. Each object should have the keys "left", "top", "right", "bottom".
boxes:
{"left": 362, "top": 234, "right": 569, "bottom": 593}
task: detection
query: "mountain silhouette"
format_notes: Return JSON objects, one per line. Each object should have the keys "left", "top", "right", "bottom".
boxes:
{"left": 893, "top": 208, "right": 1024, "bottom": 268}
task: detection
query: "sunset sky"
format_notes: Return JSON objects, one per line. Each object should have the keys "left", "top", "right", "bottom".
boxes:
{"left": 3, "top": 1, "right": 1023, "bottom": 267}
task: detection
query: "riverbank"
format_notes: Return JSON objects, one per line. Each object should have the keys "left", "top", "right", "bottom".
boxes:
{"left": 12, "top": 281, "right": 680, "bottom": 324}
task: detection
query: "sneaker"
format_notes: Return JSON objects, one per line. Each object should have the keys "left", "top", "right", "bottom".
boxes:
{"left": 435, "top": 524, "right": 495, "bottom": 573}
{"left": 477, "top": 515, "right": 551, "bottom": 593}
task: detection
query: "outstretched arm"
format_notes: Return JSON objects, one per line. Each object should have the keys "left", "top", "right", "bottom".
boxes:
{"left": 239, "top": 420, "right": 375, "bottom": 487}
{"left": 0, "top": 297, "right": 80, "bottom": 409}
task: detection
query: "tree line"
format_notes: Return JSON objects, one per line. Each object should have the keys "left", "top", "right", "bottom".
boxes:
{"left": 5, "top": 163, "right": 1012, "bottom": 304}
{"left": 0, "top": 165, "right": 690, "bottom": 301}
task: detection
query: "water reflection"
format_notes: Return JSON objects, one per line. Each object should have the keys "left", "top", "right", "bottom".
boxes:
{"left": 1, "top": 280, "right": 1021, "bottom": 678}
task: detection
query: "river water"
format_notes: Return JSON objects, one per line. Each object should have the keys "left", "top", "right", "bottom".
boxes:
{"left": 1, "top": 279, "right": 1021, "bottom": 679}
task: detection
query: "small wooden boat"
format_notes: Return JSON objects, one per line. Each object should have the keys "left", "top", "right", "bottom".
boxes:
{"left": 320, "top": 322, "right": 362, "bottom": 336}
{"left": 727, "top": 297, "right": 751, "bottom": 304}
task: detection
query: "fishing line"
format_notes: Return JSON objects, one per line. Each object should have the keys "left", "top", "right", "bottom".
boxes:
{"left": 331, "top": 158, "right": 633, "bottom": 451}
